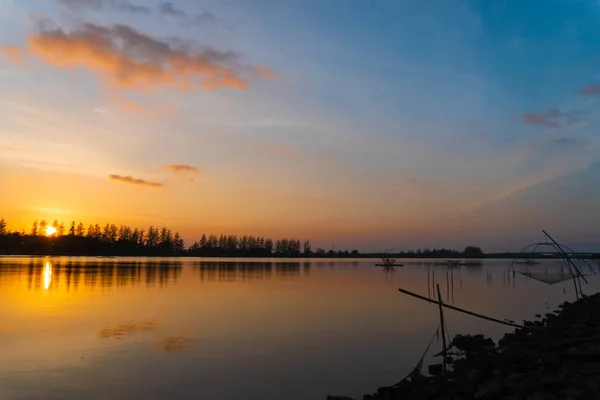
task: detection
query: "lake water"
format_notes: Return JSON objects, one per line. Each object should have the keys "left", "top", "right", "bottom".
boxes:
{"left": 1, "top": 257, "right": 599, "bottom": 400}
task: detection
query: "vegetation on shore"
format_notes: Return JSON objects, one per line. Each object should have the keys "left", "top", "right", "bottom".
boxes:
{"left": 0, "top": 217, "right": 571, "bottom": 259}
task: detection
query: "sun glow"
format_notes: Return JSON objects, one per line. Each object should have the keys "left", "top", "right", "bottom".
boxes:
{"left": 45, "top": 226, "right": 57, "bottom": 236}
{"left": 43, "top": 261, "right": 52, "bottom": 290}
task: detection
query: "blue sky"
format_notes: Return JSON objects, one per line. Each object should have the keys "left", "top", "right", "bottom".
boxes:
{"left": 1, "top": 0, "right": 599, "bottom": 251}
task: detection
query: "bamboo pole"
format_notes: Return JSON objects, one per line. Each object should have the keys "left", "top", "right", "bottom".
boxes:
{"left": 436, "top": 284, "right": 447, "bottom": 376}
{"left": 398, "top": 287, "right": 526, "bottom": 329}
{"left": 542, "top": 230, "right": 587, "bottom": 287}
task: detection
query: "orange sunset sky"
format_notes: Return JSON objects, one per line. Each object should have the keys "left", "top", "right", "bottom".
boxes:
{"left": 2, "top": 0, "right": 600, "bottom": 251}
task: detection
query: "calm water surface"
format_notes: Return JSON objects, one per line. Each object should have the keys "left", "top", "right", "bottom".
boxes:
{"left": 1, "top": 257, "right": 599, "bottom": 400}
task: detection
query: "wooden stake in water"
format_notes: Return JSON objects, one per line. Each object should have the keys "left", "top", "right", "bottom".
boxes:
{"left": 436, "top": 284, "right": 447, "bottom": 376}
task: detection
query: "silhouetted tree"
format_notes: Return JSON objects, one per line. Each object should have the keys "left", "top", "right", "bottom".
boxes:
{"left": 75, "top": 222, "right": 85, "bottom": 236}
{"left": 58, "top": 222, "right": 65, "bottom": 236}
{"left": 39, "top": 220, "right": 48, "bottom": 235}
{"left": 0, "top": 218, "right": 6, "bottom": 235}
{"left": 463, "top": 246, "right": 484, "bottom": 258}
{"left": 303, "top": 240, "right": 312, "bottom": 255}
{"left": 69, "top": 221, "right": 76, "bottom": 236}
{"left": 208, "top": 234, "right": 218, "bottom": 249}
{"left": 52, "top": 220, "right": 60, "bottom": 236}
{"left": 31, "top": 220, "right": 39, "bottom": 236}
{"left": 146, "top": 226, "right": 159, "bottom": 248}
{"left": 173, "top": 231, "right": 184, "bottom": 253}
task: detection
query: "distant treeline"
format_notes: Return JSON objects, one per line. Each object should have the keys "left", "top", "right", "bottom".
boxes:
{"left": 0, "top": 217, "right": 492, "bottom": 258}
{"left": 0, "top": 217, "right": 330, "bottom": 257}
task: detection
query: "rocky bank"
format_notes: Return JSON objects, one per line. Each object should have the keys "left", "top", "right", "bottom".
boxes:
{"left": 329, "top": 293, "right": 600, "bottom": 400}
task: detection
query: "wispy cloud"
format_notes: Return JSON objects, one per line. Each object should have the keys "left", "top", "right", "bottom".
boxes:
{"left": 58, "top": 0, "right": 150, "bottom": 14}
{"left": 158, "top": 2, "right": 187, "bottom": 19}
{"left": 22, "top": 21, "right": 273, "bottom": 92}
{"left": 0, "top": 45, "right": 24, "bottom": 64}
{"left": 108, "top": 174, "right": 163, "bottom": 187}
{"left": 580, "top": 84, "right": 600, "bottom": 96}
{"left": 164, "top": 164, "right": 199, "bottom": 173}
{"left": 522, "top": 109, "right": 578, "bottom": 128}
{"left": 158, "top": 2, "right": 221, "bottom": 28}
{"left": 118, "top": 100, "right": 178, "bottom": 116}
{"left": 550, "top": 137, "right": 586, "bottom": 147}
{"left": 256, "top": 65, "right": 277, "bottom": 78}
{"left": 58, "top": 0, "right": 104, "bottom": 10}
{"left": 118, "top": 3, "right": 150, "bottom": 14}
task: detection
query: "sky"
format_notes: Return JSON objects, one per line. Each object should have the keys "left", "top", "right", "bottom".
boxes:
{"left": 1, "top": 0, "right": 600, "bottom": 252}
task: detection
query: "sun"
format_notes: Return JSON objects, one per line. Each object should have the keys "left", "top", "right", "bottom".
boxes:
{"left": 45, "top": 226, "right": 57, "bottom": 236}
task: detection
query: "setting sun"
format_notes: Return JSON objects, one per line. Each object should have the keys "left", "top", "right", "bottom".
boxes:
{"left": 45, "top": 226, "right": 57, "bottom": 236}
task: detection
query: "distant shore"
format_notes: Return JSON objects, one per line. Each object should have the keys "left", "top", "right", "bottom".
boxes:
{"left": 329, "top": 293, "right": 600, "bottom": 400}
{"left": 1, "top": 252, "right": 598, "bottom": 259}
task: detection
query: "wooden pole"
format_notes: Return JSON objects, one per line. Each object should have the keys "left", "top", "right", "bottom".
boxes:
{"left": 398, "top": 287, "right": 526, "bottom": 329}
{"left": 542, "top": 230, "right": 584, "bottom": 299}
{"left": 543, "top": 230, "right": 587, "bottom": 284}
{"left": 436, "top": 284, "right": 447, "bottom": 376}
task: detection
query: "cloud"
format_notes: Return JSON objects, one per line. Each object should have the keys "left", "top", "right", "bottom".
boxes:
{"left": 159, "top": 3, "right": 220, "bottom": 28}
{"left": 164, "top": 164, "right": 199, "bottom": 173}
{"left": 550, "top": 137, "right": 586, "bottom": 147}
{"left": 58, "top": 0, "right": 105, "bottom": 10}
{"left": 522, "top": 109, "right": 578, "bottom": 128}
{"left": 58, "top": 0, "right": 150, "bottom": 14}
{"left": 158, "top": 2, "right": 187, "bottom": 19}
{"left": 118, "top": 3, "right": 150, "bottom": 14}
{"left": 108, "top": 174, "right": 163, "bottom": 187}
{"left": 580, "top": 84, "right": 600, "bottom": 95}
{"left": 0, "top": 45, "right": 24, "bottom": 64}
{"left": 118, "top": 100, "right": 178, "bottom": 116}
{"left": 23, "top": 21, "right": 273, "bottom": 92}
{"left": 257, "top": 65, "right": 277, "bottom": 78}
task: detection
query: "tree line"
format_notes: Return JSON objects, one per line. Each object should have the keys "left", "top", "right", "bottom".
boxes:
{"left": 0, "top": 217, "right": 486, "bottom": 258}
{"left": 0, "top": 217, "right": 324, "bottom": 257}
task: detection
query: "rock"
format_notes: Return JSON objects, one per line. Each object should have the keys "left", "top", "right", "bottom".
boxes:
{"left": 474, "top": 382, "right": 502, "bottom": 399}
{"left": 428, "top": 363, "right": 443, "bottom": 376}
{"left": 579, "top": 362, "right": 600, "bottom": 376}
{"left": 562, "top": 387, "right": 583, "bottom": 399}
{"left": 526, "top": 391, "right": 554, "bottom": 400}
{"left": 376, "top": 386, "right": 394, "bottom": 400}
{"left": 584, "top": 379, "right": 600, "bottom": 393}
{"left": 467, "top": 370, "right": 482, "bottom": 381}
{"left": 541, "top": 354, "right": 560, "bottom": 368}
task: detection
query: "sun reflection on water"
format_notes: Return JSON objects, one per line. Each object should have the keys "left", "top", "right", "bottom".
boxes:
{"left": 43, "top": 261, "right": 52, "bottom": 290}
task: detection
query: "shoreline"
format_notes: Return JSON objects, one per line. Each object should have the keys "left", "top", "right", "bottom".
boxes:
{"left": 330, "top": 293, "right": 600, "bottom": 400}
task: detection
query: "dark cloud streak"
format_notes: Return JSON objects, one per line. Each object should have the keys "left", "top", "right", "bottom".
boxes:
{"left": 57, "top": 0, "right": 150, "bottom": 14}
{"left": 580, "top": 84, "right": 600, "bottom": 96}
{"left": 164, "top": 164, "right": 200, "bottom": 173}
{"left": 159, "top": 2, "right": 187, "bottom": 19}
{"left": 522, "top": 109, "right": 580, "bottom": 128}
{"left": 159, "top": 2, "right": 222, "bottom": 28}
{"left": 109, "top": 174, "right": 163, "bottom": 187}
{"left": 550, "top": 137, "right": 586, "bottom": 147}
